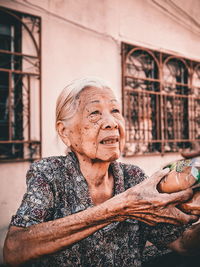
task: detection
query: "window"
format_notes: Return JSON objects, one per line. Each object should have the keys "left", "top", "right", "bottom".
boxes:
{"left": 122, "top": 43, "right": 200, "bottom": 156}
{"left": 0, "top": 7, "right": 41, "bottom": 161}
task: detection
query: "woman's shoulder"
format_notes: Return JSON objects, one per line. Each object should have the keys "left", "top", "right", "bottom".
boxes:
{"left": 116, "top": 161, "right": 148, "bottom": 186}
{"left": 30, "top": 155, "right": 67, "bottom": 171}
{"left": 118, "top": 161, "right": 146, "bottom": 175}
{"left": 26, "top": 153, "right": 75, "bottom": 183}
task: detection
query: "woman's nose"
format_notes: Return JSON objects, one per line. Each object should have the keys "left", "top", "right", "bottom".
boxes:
{"left": 101, "top": 114, "right": 118, "bottom": 130}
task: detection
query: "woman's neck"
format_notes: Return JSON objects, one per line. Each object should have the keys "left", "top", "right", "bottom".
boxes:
{"left": 75, "top": 152, "right": 111, "bottom": 186}
{"left": 74, "top": 152, "right": 114, "bottom": 205}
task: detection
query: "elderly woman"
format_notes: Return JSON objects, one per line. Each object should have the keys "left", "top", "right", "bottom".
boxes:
{"left": 3, "top": 77, "right": 200, "bottom": 267}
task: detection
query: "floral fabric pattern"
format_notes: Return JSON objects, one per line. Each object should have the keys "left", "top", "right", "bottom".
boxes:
{"left": 10, "top": 152, "right": 186, "bottom": 267}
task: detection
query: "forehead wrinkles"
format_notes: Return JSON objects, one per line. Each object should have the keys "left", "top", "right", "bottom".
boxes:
{"left": 85, "top": 99, "right": 118, "bottom": 109}
{"left": 89, "top": 99, "right": 118, "bottom": 104}
{"left": 79, "top": 87, "right": 116, "bottom": 103}
{"left": 76, "top": 89, "right": 119, "bottom": 118}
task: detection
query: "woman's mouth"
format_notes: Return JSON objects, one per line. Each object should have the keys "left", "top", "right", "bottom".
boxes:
{"left": 100, "top": 136, "right": 119, "bottom": 145}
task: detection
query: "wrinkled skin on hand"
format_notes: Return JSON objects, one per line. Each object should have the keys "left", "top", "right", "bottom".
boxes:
{"left": 118, "top": 168, "right": 199, "bottom": 226}
{"left": 179, "top": 190, "right": 200, "bottom": 216}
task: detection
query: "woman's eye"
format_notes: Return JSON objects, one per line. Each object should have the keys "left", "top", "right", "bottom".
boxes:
{"left": 90, "top": 110, "right": 100, "bottom": 115}
{"left": 89, "top": 110, "right": 101, "bottom": 122}
{"left": 112, "top": 109, "right": 120, "bottom": 113}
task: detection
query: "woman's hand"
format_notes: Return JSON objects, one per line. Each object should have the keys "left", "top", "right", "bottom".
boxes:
{"left": 178, "top": 190, "right": 200, "bottom": 216}
{"left": 117, "top": 168, "right": 198, "bottom": 226}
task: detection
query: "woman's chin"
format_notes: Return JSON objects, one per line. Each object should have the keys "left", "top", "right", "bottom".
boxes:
{"left": 95, "top": 151, "right": 120, "bottom": 162}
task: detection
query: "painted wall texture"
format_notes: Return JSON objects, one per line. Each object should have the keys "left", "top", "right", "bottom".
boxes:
{"left": 0, "top": 0, "right": 200, "bottom": 263}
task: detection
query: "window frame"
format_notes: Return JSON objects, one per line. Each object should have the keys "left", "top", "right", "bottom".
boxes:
{"left": 121, "top": 42, "right": 200, "bottom": 157}
{"left": 0, "top": 7, "right": 42, "bottom": 162}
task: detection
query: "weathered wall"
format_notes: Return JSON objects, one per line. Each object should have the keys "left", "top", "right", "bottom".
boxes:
{"left": 0, "top": 0, "right": 200, "bottom": 262}
{"left": 0, "top": 162, "right": 29, "bottom": 262}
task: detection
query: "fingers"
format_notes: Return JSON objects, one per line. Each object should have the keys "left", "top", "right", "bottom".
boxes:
{"left": 128, "top": 215, "right": 157, "bottom": 226}
{"left": 168, "top": 207, "right": 199, "bottom": 225}
{"left": 190, "top": 210, "right": 200, "bottom": 216}
{"left": 191, "top": 184, "right": 200, "bottom": 190}
{"left": 128, "top": 213, "right": 178, "bottom": 226}
{"left": 145, "top": 208, "right": 198, "bottom": 225}
{"left": 119, "top": 214, "right": 157, "bottom": 226}
{"left": 150, "top": 168, "right": 170, "bottom": 185}
{"left": 131, "top": 211, "right": 187, "bottom": 226}
{"left": 134, "top": 212, "right": 181, "bottom": 225}
{"left": 164, "top": 188, "right": 193, "bottom": 205}
{"left": 156, "top": 204, "right": 198, "bottom": 224}
{"left": 179, "top": 205, "right": 200, "bottom": 216}
{"left": 124, "top": 206, "right": 199, "bottom": 226}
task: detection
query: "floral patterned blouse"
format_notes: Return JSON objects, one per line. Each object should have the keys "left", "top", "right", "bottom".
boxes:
{"left": 10, "top": 152, "right": 186, "bottom": 267}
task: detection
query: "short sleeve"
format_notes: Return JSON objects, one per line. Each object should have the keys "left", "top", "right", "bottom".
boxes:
{"left": 143, "top": 222, "right": 189, "bottom": 249}
{"left": 10, "top": 163, "right": 54, "bottom": 227}
{"left": 121, "top": 163, "right": 148, "bottom": 188}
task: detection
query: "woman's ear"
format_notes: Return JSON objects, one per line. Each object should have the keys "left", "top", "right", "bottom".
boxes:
{"left": 56, "top": 121, "right": 71, "bottom": 147}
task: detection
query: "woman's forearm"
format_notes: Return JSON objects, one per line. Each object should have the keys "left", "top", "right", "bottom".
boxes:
{"left": 3, "top": 197, "right": 124, "bottom": 266}
{"left": 4, "top": 170, "right": 199, "bottom": 266}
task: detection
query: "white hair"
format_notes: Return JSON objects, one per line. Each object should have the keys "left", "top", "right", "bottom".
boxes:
{"left": 55, "top": 76, "right": 112, "bottom": 130}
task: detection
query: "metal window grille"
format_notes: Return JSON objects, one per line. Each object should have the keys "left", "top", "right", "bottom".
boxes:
{"left": 0, "top": 7, "right": 41, "bottom": 161}
{"left": 122, "top": 43, "right": 200, "bottom": 156}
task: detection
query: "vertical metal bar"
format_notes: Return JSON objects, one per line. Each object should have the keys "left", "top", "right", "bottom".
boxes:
{"left": 190, "top": 62, "right": 194, "bottom": 141}
{"left": 27, "top": 75, "right": 31, "bottom": 141}
{"left": 195, "top": 98, "right": 199, "bottom": 139}
{"left": 142, "top": 90, "right": 145, "bottom": 143}
{"left": 146, "top": 93, "right": 151, "bottom": 143}
{"left": 121, "top": 43, "right": 129, "bottom": 152}
{"left": 138, "top": 91, "right": 141, "bottom": 145}
{"left": 121, "top": 43, "right": 126, "bottom": 117}
{"left": 180, "top": 96, "right": 183, "bottom": 142}
{"left": 164, "top": 95, "right": 168, "bottom": 148}
{"left": 174, "top": 95, "right": 177, "bottom": 142}
{"left": 194, "top": 97, "right": 196, "bottom": 140}
{"left": 127, "top": 90, "right": 131, "bottom": 143}
{"left": 8, "top": 72, "right": 12, "bottom": 140}
{"left": 181, "top": 96, "right": 183, "bottom": 142}
{"left": 39, "top": 17, "right": 42, "bottom": 159}
{"left": 172, "top": 95, "right": 175, "bottom": 150}
{"left": 159, "top": 52, "right": 164, "bottom": 154}
{"left": 156, "top": 93, "right": 159, "bottom": 141}
{"left": 162, "top": 95, "right": 165, "bottom": 140}
{"left": 126, "top": 89, "right": 129, "bottom": 143}
{"left": 192, "top": 97, "right": 194, "bottom": 140}
{"left": 190, "top": 95, "right": 193, "bottom": 141}
{"left": 177, "top": 96, "right": 179, "bottom": 142}
{"left": 174, "top": 96, "right": 177, "bottom": 142}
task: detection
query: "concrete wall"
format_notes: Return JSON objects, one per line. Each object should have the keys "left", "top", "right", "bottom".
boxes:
{"left": 0, "top": 162, "right": 29, "bottom": 263}
{"left": 1, "top": 0, "right": 200, "bottom": 263}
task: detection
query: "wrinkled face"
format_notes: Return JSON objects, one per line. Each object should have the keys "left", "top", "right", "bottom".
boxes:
{"left": 66, "top": 86, "right": 125, "bottom": 162}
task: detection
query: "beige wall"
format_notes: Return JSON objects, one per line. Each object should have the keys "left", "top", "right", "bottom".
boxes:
{"left": 1, "top": 0, "right": 200, "bottom": 263}
{"left": 0, "top": 162, "right": 29, "bottom": 262}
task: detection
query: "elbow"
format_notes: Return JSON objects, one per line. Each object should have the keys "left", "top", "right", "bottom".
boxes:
{"left": 3, "top": 234, "right": 23, "bottom": 266}
{"left": 3, "top": 238, "right": 16, "bottom": 266}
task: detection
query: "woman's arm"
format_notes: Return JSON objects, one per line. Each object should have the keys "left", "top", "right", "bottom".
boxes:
{"left": 168, "top": 222, "right": 200, "bottom": 256}
{"left": 3, "top": 200, "right": 118, "bottom": 266}
{"left": 3, "top": 168, "right": 198, "bottom": 266}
